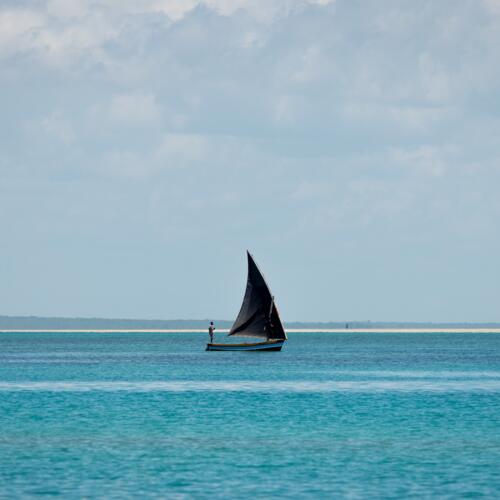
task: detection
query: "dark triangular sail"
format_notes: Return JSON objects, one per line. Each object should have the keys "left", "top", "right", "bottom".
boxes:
{"left": 229, "top": 252, "right": 287, "bottom": 341}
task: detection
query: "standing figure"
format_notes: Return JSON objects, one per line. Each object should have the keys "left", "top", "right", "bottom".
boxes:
{"left": 208, "top": 321, "right": 215, "bottom": 343}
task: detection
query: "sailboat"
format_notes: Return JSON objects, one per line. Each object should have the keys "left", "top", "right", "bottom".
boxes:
{"left": 206, "top": 251, "right": 287, "bottom": 351}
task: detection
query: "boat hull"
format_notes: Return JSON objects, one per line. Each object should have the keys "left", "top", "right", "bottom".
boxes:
{"left": 206, "top": 340, "right": 285, "bottom": 351}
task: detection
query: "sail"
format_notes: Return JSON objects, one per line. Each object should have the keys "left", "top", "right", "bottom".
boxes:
{"left": 229, "top": 251, "right": 287, "bottom": 340}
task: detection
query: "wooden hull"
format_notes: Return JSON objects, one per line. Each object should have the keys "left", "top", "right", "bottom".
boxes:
{"left": 206, "top": 339, "right": 285, "bottom": 351}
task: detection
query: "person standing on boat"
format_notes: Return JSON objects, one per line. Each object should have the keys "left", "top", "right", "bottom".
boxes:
{"left": 208, "top": 322, "right": 215, "bottom": 343}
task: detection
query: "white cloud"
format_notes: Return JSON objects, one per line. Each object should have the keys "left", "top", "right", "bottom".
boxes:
{"left": 37, "top": 13, "right": 118, "bottom": 67}
{"left": 273, "top": 95, "right": 298, "bottom": 126}
{"left": 100, "top": 149, "right": 145, "bottom": 179}
{"left": 149, "top": 0, "right": 200, "bottom": 21}
{"left": 390, "top": 145, "right": 459, "bottom": 177}
{"left": 108, "top": 93, "right": 161, "bottom": 126}
{"left": 483, "top": 0, "right": 500, "bottom": 15}
{"left": 154, "top": 133, "right": 253, "bottom": 170}
{"left": 0, "top": 9, "right": 45, "bottom": 57}
{"left": 155, "top": 133, "right": 208, "bottom": 166}
{"left": 0, "top": 0, "right": 339, "bottom": 64}
{"left": 342, "top": 102, "right": 454, "bottom": 132}
{"left": 46, "top": 0, "right": 89, "bottom": 20}
{"left": 418, "top": 53, "right": 451, "bottom": 103}
{"left": 40, "top": 111, "right": 75, "bottom": 144}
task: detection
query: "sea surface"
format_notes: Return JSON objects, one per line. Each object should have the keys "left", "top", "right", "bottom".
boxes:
{"left": 0, "top": 331, "right": 499, "bottom": 498}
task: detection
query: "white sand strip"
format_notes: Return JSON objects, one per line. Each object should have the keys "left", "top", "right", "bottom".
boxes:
{"left": 1, "top": 329, "right": 500, "bottom": 333}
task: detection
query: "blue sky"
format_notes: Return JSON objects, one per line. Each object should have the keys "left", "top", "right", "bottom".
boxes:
{"left": 1, "top": 0, "right": 499, "bottom": 322}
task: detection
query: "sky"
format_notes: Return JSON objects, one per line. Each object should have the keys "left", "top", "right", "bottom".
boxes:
{"left": 1, "top": 0, "right": 499, "bottom": 322}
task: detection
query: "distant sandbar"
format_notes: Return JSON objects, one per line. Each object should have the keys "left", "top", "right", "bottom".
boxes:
{"left": 1, "top": 329, "right": 500, "bottom": 333}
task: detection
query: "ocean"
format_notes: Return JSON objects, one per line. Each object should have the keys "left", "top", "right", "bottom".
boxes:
{"left": 1, "top": 331, "right": 499, "bottom": 498}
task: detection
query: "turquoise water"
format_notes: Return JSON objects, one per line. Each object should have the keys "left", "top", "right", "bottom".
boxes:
{"left": 1, "top": 332, "right": 499, "bottom": 498}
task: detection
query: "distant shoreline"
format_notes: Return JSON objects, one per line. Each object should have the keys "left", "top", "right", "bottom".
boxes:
{"left": 1, "top": 329, "right": 500, "bottom": 333}
{"left": 2, "top": 315, "right": 500, "bottom": 332}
